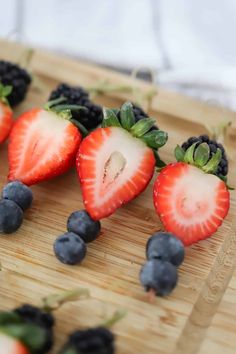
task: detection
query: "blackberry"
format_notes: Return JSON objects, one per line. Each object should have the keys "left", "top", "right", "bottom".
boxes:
{"left": 49, "top": 83, "right": 103, "bottom": 131}
{"left": 0, "top": 60, "right": 31, "bottom": 107}
{"left": 14, "top": 304, "right": 54, "bottom": 354}
{"left": 181, "top": 135, "right": 228, "bottom": 177}
{"left": 60, "top": 327, "right": 115, "bottom": 354}
{"left": 117, "top": 103, "right": 158, "bottom": 131}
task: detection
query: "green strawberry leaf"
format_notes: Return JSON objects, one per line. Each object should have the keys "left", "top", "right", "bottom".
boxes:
{"left": 194, "top": 143, "right": 210, "bottom": 167}
{"left": 0, "top": 324, "right": 46, "bottom": 351}
{"left": 2, "top": 85, "right": 12, "bottom": 98}
{"left": 202, "top": 148, "right": 222, "bottom": 173}
{"left": 130, "top": 118, "right": 156, "bottom": 138}
{"left": 184, "top": 142, "right": 198, "bottom": 164}
{"left": 0, "top": 312, "right": 22, "bottom": 326}
{"left": 120, "top": 102, "right": 135, "bottom": 130}
{"left": 102, "top": 108, "right": 121, "bottom": 128}
{"left": 141, "top": 130, "right": 168, "bottom": 149}
{"left": 174, "top": 145, "right": 185, "bottom": 162}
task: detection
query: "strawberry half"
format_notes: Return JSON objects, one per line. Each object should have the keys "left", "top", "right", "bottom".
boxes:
{"left": 8, "top": 98, "right": 84, "bottom": 185}
{"left": 77, "top": 102, "right": 168, "bottom": 220}
{"left": 153, "top": 142, "right": 230, "bottom": 245}
{"left": 0, "top": 333, "right": 29, "bottom": 354}
{"left": 0, "top": 84, "right": 13, "bottom": 143}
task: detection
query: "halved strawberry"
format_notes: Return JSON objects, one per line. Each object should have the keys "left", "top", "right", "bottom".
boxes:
{"left": 0, "top": 84, "right": 14, "bottom": 143}
{"left": 0, "top": 333, "right": 29, "bottom": 354}
{"left": 77, "top": 102, "right": 168, "bottom": 220}
{"left": 8, "top": 104, "right": 82, "bottom": 186}
{"left": 153, "top": 141, "right": 230, "bottom": 245}
{"left": 0, "top": 101, "right": 13, "bottom": 143}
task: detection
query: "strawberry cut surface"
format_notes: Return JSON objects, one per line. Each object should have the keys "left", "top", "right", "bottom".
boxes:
{"left": 8, "top": 109, "right": 82, "bottom": 185}
{"left": 0, "top": 333, "right": 29, "bottom": 354}
{"left": 77, "top": 127, "right": 155, "bottom": 220}
{"left": 153, "top": 162, "right": 230, "bottom": 245}
{"left": 0, "top": 101, "right": 13, "bottom": 144}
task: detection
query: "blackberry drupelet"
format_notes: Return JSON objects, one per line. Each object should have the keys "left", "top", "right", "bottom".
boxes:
{"left": 0, "top": 60, "right": 31, "bottom": 107}
{"left": 117, "top": 103, "right": 158, "bottom": 130}
{"left": 60, "top": 327, "right": 115, "bottom": 354}
{"left": 14, "top": 304, "right": 54, "bottom": 354}
{"left": 181, "top": 134, "right": 228, "bottom": 178}
{"left": 49, "top": 83, "right": 103, "bottom": 130}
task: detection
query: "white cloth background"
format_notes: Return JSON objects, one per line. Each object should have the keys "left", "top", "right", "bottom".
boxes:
{"left": 1, "top": 0, "right": 236, "bottom": 111}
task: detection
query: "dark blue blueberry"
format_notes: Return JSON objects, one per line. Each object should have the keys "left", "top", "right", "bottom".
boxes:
{"left": 0, "top": 199, "right": 23, "bottom": 234}
{"left": 2, "top": 181, "right": 33, "bottom": 211}
{"left": 67, "top": 210, "right": 101, "bottom": 243}
{"left": 146, "top": 232, "right": 185, "bottom": 267}
{"left": 54, "top": 232, "right": 87, "bottom": 265}
{"left": 140, "top": 260, "right": 178, "bottom": 296}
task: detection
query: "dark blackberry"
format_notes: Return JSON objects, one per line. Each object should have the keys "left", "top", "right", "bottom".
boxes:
{"left": 14, "top": 304, "right": 54, "bottom": 353}
{"left": 60, "top": 327, "right": 115, "bottom": 354}
{"left": 0, "top": 60, "right": 31, "bottom": 107}
{"left": 117, "top": 103, "right": 158, "bottom": 130}
{"left": 49, "top": 83, "right": 103, "bottom": 131}
{"left": 181, "top": 135, "right": 228, "bottom": 177}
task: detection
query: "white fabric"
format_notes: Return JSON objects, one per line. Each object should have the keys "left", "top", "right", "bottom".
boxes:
{"left": 0, "top": 0, "right": 236, "bottom": 111}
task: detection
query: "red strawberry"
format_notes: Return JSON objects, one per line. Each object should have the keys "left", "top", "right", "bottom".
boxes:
{"left": 0, "top": 101, "right": 13, "bottom": 143}
{"left": 8, "top": 105, "right": 82, "bottom": 186}
{"left": 153, "top": 141, "right": 230, "bottom": 245}
{"left": 77, "top": 102, "right": 168, "bottom": 220}
{"left": 0, "top": 333, "right": 29, "bottom": 354}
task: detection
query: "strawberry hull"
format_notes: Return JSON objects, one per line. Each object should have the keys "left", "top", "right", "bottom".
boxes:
{"left": 77, "top": 127, "right": 156, "bottom": 220}
{"left": 0, "top": 333, "right": 29, "bottom": 354}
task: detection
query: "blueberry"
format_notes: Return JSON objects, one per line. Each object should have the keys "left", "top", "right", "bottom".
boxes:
{"left": 67, "top": 210, "right": 101, "bottom": 243}
{"left": 140, "top": 260, "right": 178, "bottom": 296}
{"left": 146, "top": 232, "right": 184, "bottom": 267}
{"left": 0, "top": 199, "right": 23, "bottom": 234}
{"left": 54, "top": 232, "right": 87, "bottom": 265}
{"left": 2, "top": 181, "right": 33, "bottom": 211}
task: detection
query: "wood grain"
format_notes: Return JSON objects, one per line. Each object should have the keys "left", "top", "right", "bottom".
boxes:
{"left": 0, "top": 39, "right": 236, "bottom": 354}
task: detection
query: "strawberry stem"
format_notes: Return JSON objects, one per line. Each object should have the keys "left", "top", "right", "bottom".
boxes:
{"left": 39, "top": 288, "right": 90, "bottom": 312}
{"left": 44, "top": 96, "right": 67, "bottom": 109}
{"left": 52, "top": 104, "right": 88, "bottom": 112}
{"left": 101, "top": 309, "right": 126, "bottom": 328}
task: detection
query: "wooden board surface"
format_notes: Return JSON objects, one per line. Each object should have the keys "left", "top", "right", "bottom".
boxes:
{"left": 0, "top": 39, "right": 236, "bottom": 354}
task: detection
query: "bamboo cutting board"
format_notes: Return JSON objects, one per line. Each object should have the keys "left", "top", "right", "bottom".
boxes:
{"left": 0, "top": 39, "right": 236, "bottom": 354}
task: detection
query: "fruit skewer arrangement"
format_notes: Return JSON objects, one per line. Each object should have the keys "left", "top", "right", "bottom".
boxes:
{"left": 0, "top": 74, "right": 232, "bottom": 307}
